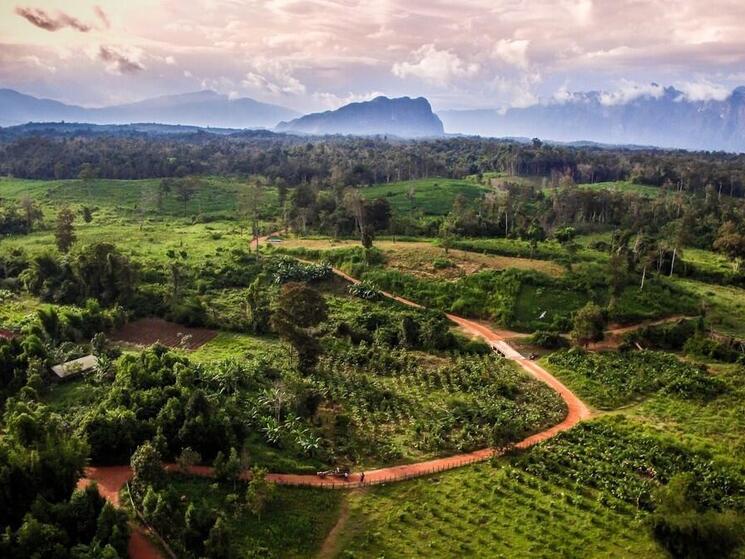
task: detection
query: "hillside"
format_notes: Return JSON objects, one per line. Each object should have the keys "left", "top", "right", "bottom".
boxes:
{"left": 0, "top": 88, "right": 299, "bottom": 129}
{"left": 439, "top": 86, "right": 745, "bottom": 152}
{"left": 277, "top": 96, "right": 444, "bottom": 137}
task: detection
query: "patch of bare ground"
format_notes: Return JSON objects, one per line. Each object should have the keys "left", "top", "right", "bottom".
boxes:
{"left": 111, "top": 318, "right": 217, "bottom": 349}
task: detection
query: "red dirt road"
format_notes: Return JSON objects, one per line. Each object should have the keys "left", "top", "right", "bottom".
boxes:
{"left": 82, "top": 254, "right": 592, "bottom": 558}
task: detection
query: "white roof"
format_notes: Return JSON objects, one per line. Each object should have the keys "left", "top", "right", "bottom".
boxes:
{"left": 51, "top": 355, "right": 99, "bottom": 379}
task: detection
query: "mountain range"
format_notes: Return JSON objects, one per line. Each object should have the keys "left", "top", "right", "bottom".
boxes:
{"left": 276, "top": 96, "right": 444, "bottom": 137}
{"left": 4, "top": 86, "right": 745, "bottom": 150}
{"left": 440, "top": 86, "right": 745, "bottom": 152}
{"left": 0, "top": 89, "right": 299, "bottom": 129}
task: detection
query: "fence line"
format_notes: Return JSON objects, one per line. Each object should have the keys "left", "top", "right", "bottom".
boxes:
{"left": 274, "top": 453, "right": 494, "bottom": 490}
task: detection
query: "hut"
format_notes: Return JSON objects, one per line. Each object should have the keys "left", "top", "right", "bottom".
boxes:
{"left": 51, "top": 355, "right": 99, "bottom": 380}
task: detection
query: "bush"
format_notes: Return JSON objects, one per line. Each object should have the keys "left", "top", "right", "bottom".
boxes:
{"left": 432, "top": 257, "right": 455, "bottom": 270}
{"left": 348, "top": 281, "right": 382, "bottom": 301}
{"left": 529, "top": 330, "right": 569, "bottom": 349}
{"left": 650, "top": 474, "right": 744, "bottom": 559}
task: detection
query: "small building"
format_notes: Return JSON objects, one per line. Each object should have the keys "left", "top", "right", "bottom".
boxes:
{"left": 266, "top": 235, "right": 284, "bottom": 244}
{"left": 51, "top": 355, "right": 99, "bottom": 380}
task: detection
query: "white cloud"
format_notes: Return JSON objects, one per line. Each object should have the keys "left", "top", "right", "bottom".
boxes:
{"left": 312, "top": 90, "right": 386, "bottom": 110}
{"left": 241, "top": 58, "right": 306, "bottom": 96}
{"left": 165, "top": 56, "right": 176, "bottom": 65}
{"left": 675, "top": 80, "right": 731, "bottom": 101}
{"left": 492, "top": 39, "right": 530, "bottom": 69}
{"left": 598, "top": 81, "right": 664, "bottom": 105}
{"left": 392, "top": 44, "right": 479, "bottom": 85}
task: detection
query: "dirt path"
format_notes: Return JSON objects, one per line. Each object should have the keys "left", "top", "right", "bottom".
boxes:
{"left": 81, "top": 253, "right": 593, "bottom": 557}
{"left": 317, "top": 495, "right": 351, "bottom": 559}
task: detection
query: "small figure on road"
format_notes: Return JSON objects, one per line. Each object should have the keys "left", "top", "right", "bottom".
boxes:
{"left": 360, "top": 472, "right": 366, "bottom": 484}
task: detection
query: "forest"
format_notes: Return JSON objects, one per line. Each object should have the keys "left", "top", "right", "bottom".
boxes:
{"left": 1, "top": 130, "right": 745, "bottom": 558}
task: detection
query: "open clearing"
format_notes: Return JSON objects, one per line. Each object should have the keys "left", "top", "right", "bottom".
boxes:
{"left": 276, "top": 238, "right": 565, "bottom": 278}
{"left": 111, "top": 317, "right": 217, "bottom": 349}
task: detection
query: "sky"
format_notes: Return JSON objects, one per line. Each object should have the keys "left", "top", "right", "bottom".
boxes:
{"left": 2, "top": 0, "right": 745, "bottom": 112}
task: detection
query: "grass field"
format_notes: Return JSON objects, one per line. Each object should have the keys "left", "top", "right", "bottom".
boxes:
{"left": 336, "top": 461, "right": 664, "bottom": 558}
{"left": 275, "top": 237, "right": 565, "bottom": 278}
{"left": 572, "top": 181, "right": 661, "bottom": 197}
{"left": 629, "top": 362, "right": 745, "bottom": 461}
{"left": 677, "top": 279, "right": 745, "bottom": 338}
{"left": 361, "top": 178, "right": 490, "bottom": 215}
{"left": 0, "top": 176, "right": 278, "bottom": 218}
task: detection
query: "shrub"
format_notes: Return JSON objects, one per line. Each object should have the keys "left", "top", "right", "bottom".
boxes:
{"left": 650, "top": 474, "right": 744, "bottom": 559}
{"left": 529, "top": 330, "right": 569, "bottom": 349}
{"left": 348, "top": 281, "right": 382, "bottom": 301}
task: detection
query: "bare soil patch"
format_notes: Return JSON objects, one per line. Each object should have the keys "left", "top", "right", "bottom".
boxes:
{"left": 112, "top": 318, "right": 217, "bottom": 349}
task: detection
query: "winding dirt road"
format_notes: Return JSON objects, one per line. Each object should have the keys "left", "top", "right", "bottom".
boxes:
{"left": 81, "top": 249, "right": 592, "bottom": 558}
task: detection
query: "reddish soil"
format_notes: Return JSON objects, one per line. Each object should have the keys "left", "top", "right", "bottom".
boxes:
{"left": 0, "top": 328, "right": 15, "bottom": 340}
{"left": 111, "top": 318, "right": 217, "bottom": 349}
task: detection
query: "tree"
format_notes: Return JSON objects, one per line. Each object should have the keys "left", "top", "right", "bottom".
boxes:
{"left": 130, "top": 441, "right": 165, "bottom": 501}
{"left": 649, "top": 474, "right": 744, "bottom": 559}
{"left": 177, "top": 447, "right": 202, "bottom": 474}
{"left": 271, "top": 282, "right": 328, "bottom": 373}
{"left": 554, "top": 226, "right": 578, "bottom": 270}
{"left": 204, "top": 515, "right": 230, "bottom": 559}
{"left": 526, "top": 222, "right": 546, "bottom": 258}
{"left": 173, "top": 177, "right": 200, "bottom": 215}
{"left": 81, "top": 205, "right": 94, "bottom": 223}
{"left": 570, "top": 302, "right": 606, "bottom": 347}
{"left": 343, "top": 188, "right": 373, "bottom": 248}
{"left": 213, "top": 447, "right": 242, "bottom": 488}
{"left": 438, "top": 214, "right": 457, "bottom": 254}
{"left": 239, "top": 181, "right": 264, "bottom": 254}
{"left": 713, "top": 221, "right": 745, "bottom": 272}
{"left": 245, "top": 467, "right": 275, "bottom": 519}
{"left": 19, "top": 196, "right": 43, "bottom": 231}
{"left": 54, "top": 207, "right": 76, "bottom": 253}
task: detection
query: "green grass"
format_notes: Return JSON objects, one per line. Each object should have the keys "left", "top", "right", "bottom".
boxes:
{"left": 361, "top": 178, "right": 489, "bottom": 215}
{"left": 0, "top": 293, "right": 45, "bottom": 329}
{"left": 337, "top": 461, "right": 664, "bottom": 558}
{"left": 42, "top": 377, "right": 105, "bottom": 413}
{"left": 166, "top": 475, "right": 341, "bottom": 559}
{"left": 573, "top": 181, "right": 661, "bottom": 197}
{"left": 543, "top": 349, "right": 722, "bottom": 410}
{"left": 2, "top": 218, "right": 252, "bottom": 265}
{"left": 677, "top": 279, "right": 745, "bottom": 338}
{"left": 187, "top": 332, "right": 281, "bottom": 363}
{"left": 629, "top": 362, "right": 745, "bottom": 461}
{"left": 0, "top": 176, "right": 279, "bottom": 218}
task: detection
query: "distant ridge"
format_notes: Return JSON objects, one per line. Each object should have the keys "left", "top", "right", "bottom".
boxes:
{"left": 277, "top": 96, "right": 444, "bottom": 138}
{"left": 438, "top": 86, "right": 745, "bottom": 152}
{"left": 0, "top": 88, "right": 299, "bottom": 129}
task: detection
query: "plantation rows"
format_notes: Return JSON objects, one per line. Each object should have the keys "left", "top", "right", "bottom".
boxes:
{"left": 316, "top": 350, "right": 565, "bottom": 460}
{"left": 343, "top": 462, "right": 663, "bottom": 558}
{"left": 546, "top": 348, "right": 725, "bottom": 409}
{"left": 516, "top": 419, "right": 745, "bottom": 512}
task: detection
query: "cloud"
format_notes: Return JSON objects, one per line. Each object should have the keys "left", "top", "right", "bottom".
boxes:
{"left": 241, "top": 58, "right": 306, "bottom": 96}
{"left": 15, "top": 6, "right": 92, "bottom": 32}
{"left": 675, "top": 80, "right": 731, "bottom": 101}
{"left": 98, "top": 46, "right": 145, "bottom": 74}
{"left": 94, "top": 6, "right": 110, "bottom": 29}
{"left": 492, "top": 39, "right": 531, "bottom": 69}
{"left": 598, "top": 81, "right": 664, "bottom": 105}
{"left": 392, "top": 44, "right": 479, "bottom": 85}
{"left": 312, "top": 90, "right": 386, "bottom": 110}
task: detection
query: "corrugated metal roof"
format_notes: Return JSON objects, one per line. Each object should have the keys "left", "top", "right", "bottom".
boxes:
{"left": 51, "top": 355, "right": 99, "bottom": 379}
